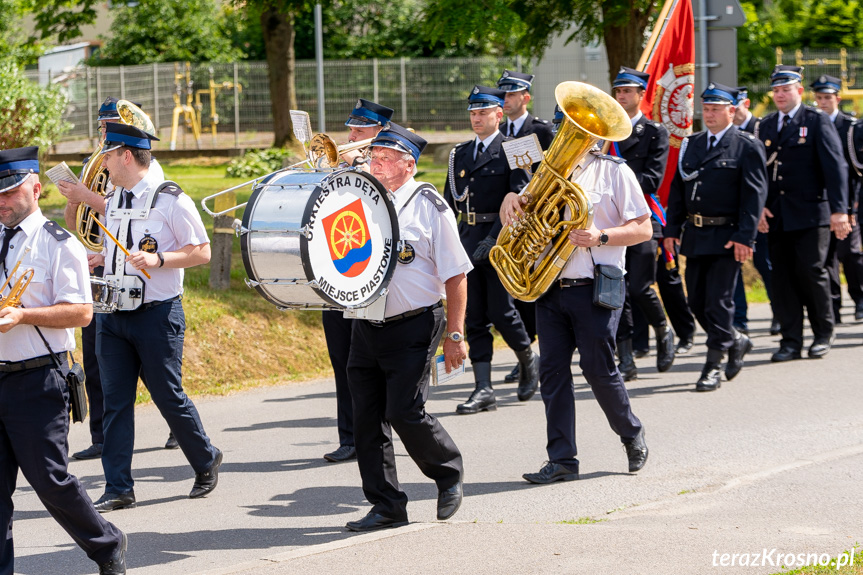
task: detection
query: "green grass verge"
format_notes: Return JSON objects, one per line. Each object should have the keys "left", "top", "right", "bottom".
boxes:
{"left": 556, "top": 517, "right": 606, "bottom": 525}
{"left": 768, "top": 548, "right": 862, "bottom": 574}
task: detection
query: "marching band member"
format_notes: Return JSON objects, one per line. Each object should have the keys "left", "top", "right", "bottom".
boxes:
{"left": 664, "top": 84, "right": 768, "bottom": 391}
{"left": 346, "top": 124, "right": 470, "bottom": 531}
{"left": 322, "top": 99, "right": 394, "bottom": 464}
{"left": 757, "top": 65, "right": 849, "bottom": 362}
{"left": 91, "top": 123, "right": 222, "bottom": 512}
{"left": 444, "top": 85, "right": 538, "bottom": 414}
{"left": 0, "top": 147, "right": 127, "bottom": 574}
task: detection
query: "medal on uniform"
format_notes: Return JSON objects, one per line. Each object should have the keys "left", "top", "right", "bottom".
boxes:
{"left": 398, "top": 242, "right": 415, "bottom": 264}
{"left": 138, "top": 234, "right": 158, "bottom": 253}
{"left": 798, "top": 126, "right": 807, "bottom": 143}
{"left": 459, "top": 169, "right": 465, "bottom": 178}
{"left": 765, "top": 140, "right": 771, "bottom": 147}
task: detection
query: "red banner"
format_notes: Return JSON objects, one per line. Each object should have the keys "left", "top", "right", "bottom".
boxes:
{"left": 639, "top": 0, "right": 695, "bottom": 205}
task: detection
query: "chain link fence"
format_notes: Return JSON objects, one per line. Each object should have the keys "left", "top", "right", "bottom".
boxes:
{"left": 26, "top": 57, "right": 531, "bottom": 151}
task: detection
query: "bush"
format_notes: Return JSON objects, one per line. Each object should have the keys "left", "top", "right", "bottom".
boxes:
{"left": 0, "top": 57, "right": 68, "bottom": 149}
{"left": 226, "top": 147, "right": 295, "bottom": 179}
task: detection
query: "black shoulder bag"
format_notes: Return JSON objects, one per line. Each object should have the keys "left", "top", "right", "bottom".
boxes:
{"left": 588, "top": 248, "right": 625, "bottom": 310}
{"left": 34, "top": 326, "right": 88, "bottom": 423}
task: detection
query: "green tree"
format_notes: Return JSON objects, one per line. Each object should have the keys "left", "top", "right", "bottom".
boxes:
{"left": 0, "top": 58, "right": 68, "bottom": 149}
{"left": 88, "top": 0, "right": 244, "bottom": 65}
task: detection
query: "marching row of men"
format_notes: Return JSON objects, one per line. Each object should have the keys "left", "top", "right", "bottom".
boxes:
{"left": 3, "top": 62, "right": 863, "bottom": 572}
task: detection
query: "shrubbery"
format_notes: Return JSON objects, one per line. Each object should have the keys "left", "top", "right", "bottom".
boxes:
{"left": 0, "top": 57, "right": 68, "bottom": 150}
{"left": 225, "top": 147, "right": 296, "bottom": 179}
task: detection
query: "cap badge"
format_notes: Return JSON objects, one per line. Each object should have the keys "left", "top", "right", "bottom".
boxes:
{"left": 472, "top": 87, "right": 479, "bottom": 95}
{"left": 502, "top": 71, "right": 509, "bottom": 78}
{"left": 355, "top": 100, "right": 362, "bottom": 109}
{"left": 819, "top": 76, "right": 826, "bottom": 83}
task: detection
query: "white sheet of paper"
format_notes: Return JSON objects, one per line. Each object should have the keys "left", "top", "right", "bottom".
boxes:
{"left": 45, "top": 162, "right": 80, "bottom": 186}
{"left": 501, "top": 134, "right": 543, "bottom": 171}
{"left": 290, "top": 110, "right": 313, "bottom": 143}
{"left": 432, "top": 354, "right": 465, "bottom": 386}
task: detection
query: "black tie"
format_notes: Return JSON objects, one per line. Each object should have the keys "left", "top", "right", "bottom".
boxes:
{"left": 509, "top": 123, "right": 515, "bottom": 137}
{"left": 123, "top": 189, "right": 133, "bottom": 209}
{"left": 475, "top": 142, "right": 484, "bottom": 161}
{"left": 708, "top": 135, "right": 716, "bottom": 150}
{"left": 0, "top": 227, "right": 20, "bottom": 275}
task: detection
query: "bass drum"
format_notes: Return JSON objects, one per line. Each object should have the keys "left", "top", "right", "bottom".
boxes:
{"left": 240, "top": 169, "right": 399, "bottom": 310}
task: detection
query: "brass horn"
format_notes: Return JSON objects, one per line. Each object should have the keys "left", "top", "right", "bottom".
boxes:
{"left": 0, "top": 261, "right": 35, "bottom": 313}
{"left": 489, "top": 81, "right": 632, "bottom": 302}
{"left": 75, "top": 100, "right": 156, "bottom": 252}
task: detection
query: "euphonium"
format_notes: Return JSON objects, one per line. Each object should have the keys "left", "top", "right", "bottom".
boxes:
{"left": 76, "top": 100, "right": 157, "bottom": 252}
{"left": 489, "top": 81, "right": 632, "bottom": 302}
{"left": 0, "top": 261, "right": 34, "bottom": 311}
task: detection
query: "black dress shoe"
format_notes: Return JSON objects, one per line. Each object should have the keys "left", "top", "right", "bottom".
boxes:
{"left": 695, "top": 362, "right": 722, "bottom": 392}
{"left": 771, "top": 346, "right": 801, "bottom": 362}
{"left": 94, "top": 491, "right": 136, "bottom": 513}
{"left": 770, "top": 319, "right": 781, "bottom": 336}
{"left": 98, "top": 531, "right": 127, "bottom": 575}
{"left": 345, "top": 511, "right": 408, "bottom": 532}
{"left": 523, "top": 461, "right": 579, "bottom": 484}
{"left": 725, "top": 333, "right": 753, "bottom": 381}
{"left": 190, "top": 449, "right": 223, "bottom": 498}
{"left": 656, "top": 328, "right": 675, "bottom": 373}
{"left": 808, "top": 335, "right": 834, "bottom": 358}
{"left": 623, "top": 428, "right": 648, "bottom": 473}
{"left": 675, "top": 339, "right": 694, "bottom": 354}
{"left": 72, "top": 443, "right": 103, "bottom": 460}
{"left": 165, "top": 432, "right": 179, "bottom": 450}
{"left": 324, "top": 445, "right": 357, "bottom": 462}
{"left": 503, "top": 364, "right": 520, "bottom": 383}
{"left": 456, "top": 387, "right": 496, "bottom": 414}
{"left": 437, "top": 481, "right": 463, "bottom": 520}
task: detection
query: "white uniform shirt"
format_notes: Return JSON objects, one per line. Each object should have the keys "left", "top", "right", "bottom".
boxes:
{"left": 0, "top": 209, "right": 92, "bottom": 361}
{"left": 558, "top": 152, "right": 650, "bottom": 279}
{"left": 385, "top": 178, "right": 473, "bottom": 318}
{"left": 103, "top": 168, "right": 209, "bottom": 303}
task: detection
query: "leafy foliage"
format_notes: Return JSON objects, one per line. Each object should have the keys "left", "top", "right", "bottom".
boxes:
{"left": 0, "top": 57, "right": 68, "bottom": 149}
{"left": 225, "top": 147, "right": 295, "bottom": 179}
{"left": 1, "top": 0, "right": 44, "bottom": 63}
{"left": 88, "top": 0, "right": 245, "bottom": 66}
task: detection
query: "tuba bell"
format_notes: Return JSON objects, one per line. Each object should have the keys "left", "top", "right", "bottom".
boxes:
{"left": 76, "top": 100, "right": 157, "bottom": 252}
{"left": 489, "top": 81, "right": 632, "bottom": 302}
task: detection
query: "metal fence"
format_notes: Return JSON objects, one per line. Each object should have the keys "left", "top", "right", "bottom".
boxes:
{"left": 26, "top": 57, "right": 530, "bottom": 150}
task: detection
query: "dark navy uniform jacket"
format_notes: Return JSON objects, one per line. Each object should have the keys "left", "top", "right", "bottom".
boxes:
{"left": 618, "top": 115, "right": 669, "bottom": 238}
{"left": 502, "top": 113, "right": 555, "bottom": 150}
{"left": 834, "top": 112, "right": 861, "bottom": 215}
{"left": 850, "top": 120, "right": 863, "bottom": 214}
{"left": 444, "top": 133, "right": 529, "bottom": 255}
{"left": 665, "top": 128, "right": 768, "bottom": 257}
{"left": 758, "top": 106, "right": 848, "bottom": 231}
{"left": 739, "top": 114, "right": 761, "bottom": 135}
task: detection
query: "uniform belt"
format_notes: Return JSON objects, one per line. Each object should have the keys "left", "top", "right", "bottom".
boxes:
{"left": 687, "top": 214, "right": 736, "bottom": 227}
{"left": 118, "top": 295, "right": 181, "bottom": 313}
{"left": 458, "top": 211, "right": 497, "bottom": 226}
{"left": 0, "top": 352, "right": 68, "bottom": 373}
{"left": 368, "top": 301, "right": 443, "bottom": 327}
{"left": 559, "top": 277, "right": 593, "bottom": 288}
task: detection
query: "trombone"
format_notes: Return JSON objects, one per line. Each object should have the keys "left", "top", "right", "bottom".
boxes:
{"left": 201, "top": 134, "right": 375, "bottom": 218}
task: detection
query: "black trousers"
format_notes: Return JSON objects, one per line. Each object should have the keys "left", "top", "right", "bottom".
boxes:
{"left": 536, "top": 284, "right": 642, "bottom": 468}
{"left": 514, "top": 299, "right": 537, "bottom": 342}
{"left": 0, "top": 366, "right": 123, "bottom": 574}
{"left": 683, "top": 254, "right": 740, "bottom": 351}
{"left": 347, "top": 306, "right": 463, "bottom": 519}
{"left": 322, "top": 311, "right": 354, "bottom": 447}
{"left": 618, "top": 239, "right": 667, "bottom": 341}
{"left": 733, "top": 231, "right": 774, "bottom": 327}
{"left": 465, "top": 261, "right": 531, "bottom": 363}
{"left": 634, "top": 248, "right": 696, "bottom": 350}
{"left": 81, "top": 316, "right": 104, "bottom": 445}
{"left": 769, "top": 226, "right": 834, "bottom": 350}
{"left": 826, "top": 222, "right": 863, "bottom": 315}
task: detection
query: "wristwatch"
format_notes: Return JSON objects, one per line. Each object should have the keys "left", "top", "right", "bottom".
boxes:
{"left": 599, "top": 230, "right": 609, "bottom": 246}
{"left": 446, "top": 332, "right": 464, "bottom": 343}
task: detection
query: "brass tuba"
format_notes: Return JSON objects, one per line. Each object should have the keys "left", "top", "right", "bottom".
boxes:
{"left": 76, "top": 100, "right": 157, "bottom": 252}
{"left": 489, "top": 81, "right": 632, "bottom": 302}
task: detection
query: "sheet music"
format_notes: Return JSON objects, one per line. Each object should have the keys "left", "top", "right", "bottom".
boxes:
{"left": 45, "top": 162, "right": 80, "bottom": 186}
{"left": 290, "top": 110, "right": 313, "bottom": 143}
{"left": 501, "top": 134, "right": 543, "bottom": 171}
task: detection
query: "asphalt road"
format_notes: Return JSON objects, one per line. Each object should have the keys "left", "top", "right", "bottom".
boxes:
{"left": 12, "top": 301, "right": 863, "bottom": 575}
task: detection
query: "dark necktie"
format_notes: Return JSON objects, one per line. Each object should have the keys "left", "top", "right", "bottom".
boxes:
{"left": 708, "top": 135, "right": 716, "bottom": 150}
{"left": 509, "top": 123, "right": 515, "bottom": 137}
{"left": 0, "top": 227, "right": 21, "bottom": 275}
{"left": 122, "top": 189, "right": 133, "bottom": 210}
{"left": 475, "top": 142, "right": 484, "bottom": 161}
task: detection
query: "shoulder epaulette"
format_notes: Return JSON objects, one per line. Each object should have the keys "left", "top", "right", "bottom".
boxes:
{"left": 735, "top": 129, "right": 756, "bottom": 141}
{"left": 590, "top": 151, "right": 626, "bottom": 164}
{"left": 43, "top": 220, "right": 71, "bottom": 241}
{"left": 155, "top": 180, "right": 183, "bottom": 198}
{"left": 454, "top": 141, "right": 471, "bottom": 149}
{"left": 652, "top": 121, "right": 662, "bottom": 129}
{"left": 419, "top": 186, "right": 449, "bottom": 212}
{"left": 535, "top": 118, "right": 549, "bottom": 125}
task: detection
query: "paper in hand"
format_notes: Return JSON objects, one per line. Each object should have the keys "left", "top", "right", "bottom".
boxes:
{"left": 45, "top": 162, "right": 80, "bottom": 186}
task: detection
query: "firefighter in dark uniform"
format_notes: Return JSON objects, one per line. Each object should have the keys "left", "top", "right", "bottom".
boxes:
{"left": 850, "top": 119, "right": 863, "bottom": 320}
{"left": 0, "top": 147, "right": 127, "bottom": 574}
{"left": 444, "top": 86, "right": 538, "bottom": 413}
{"left": 732, "top": 87, "right": 779, "bottom": 336}
{"left": 610, "top": 67, "right": 675, "bottom": 380}
{"left": 811, "top": 76, "right": 863, "bottom": 323}
{"left": 321, "top": 99, "right": 394, "bottom": 463}
{"left": 346, "top": 124, "right": 469, "bottom": 531}
{"left": 664, "top": 84, "right": 768, "bottom": 391}
{"left": 757, "top": 65, "right": 850, "bottom": 362}
{"left": 497, "top": 70, "right": 554, "bottom": 384}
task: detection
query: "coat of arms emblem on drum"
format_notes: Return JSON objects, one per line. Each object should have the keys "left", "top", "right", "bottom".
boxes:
{"left": 322, "top": 198, "right": 372, "bottom": 277}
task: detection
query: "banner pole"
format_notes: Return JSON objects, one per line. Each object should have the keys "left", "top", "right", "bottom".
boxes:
{"left": 637, "top": 0, "right": 679, "bottom": 71}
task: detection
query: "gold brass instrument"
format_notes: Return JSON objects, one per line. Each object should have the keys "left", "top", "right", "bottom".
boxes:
{"left": 88, "top": 213, "right": 151, "bottom": 280}
{"left": 489, "top": 81, "right": 632, "bottom": 302}
{"left": 76, "top": 100, "right": 157, "bottom": 252}
{"left": 0, "top": 261, "right": 34, "bottom": 311}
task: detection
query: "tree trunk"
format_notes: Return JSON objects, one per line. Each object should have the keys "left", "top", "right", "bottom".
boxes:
{"left": 261, "top": 7, "right": 299, "bottom": 148}
{"left": 602, "top": 3, "right": 653, "bottom": 84}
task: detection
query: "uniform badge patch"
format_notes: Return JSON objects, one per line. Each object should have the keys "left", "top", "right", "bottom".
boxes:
{"left": 765, "top": 140, "right": 772, "bottom": 147}
{"left": 398, "top": 242, "right": 415, "bottom": 264}
{"left": 635, "top": 124, "right": 644, "bottom": 135}
{"left": 459, "top": 169, "right": 466, "bottom": 178}
{"left": 139, "top": 234, "right": 158, "bottom": 253}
